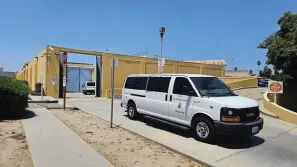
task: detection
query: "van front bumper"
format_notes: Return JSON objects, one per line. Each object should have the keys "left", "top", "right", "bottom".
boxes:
{"left": 214, "top": 117, "right": 264, "bottom": 136}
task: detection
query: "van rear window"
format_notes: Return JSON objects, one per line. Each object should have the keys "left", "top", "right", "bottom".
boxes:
{"left": 87, "top": 82, "right": 95, "bottom": 86}
{"left": 124, "top": 77, "right": 148, "bottom": 90}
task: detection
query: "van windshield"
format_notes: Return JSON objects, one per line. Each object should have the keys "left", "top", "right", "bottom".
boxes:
{"left": 190, "top": 77, "right": 237, "bottom": 97}
{"left": 87, "top": 82, "right": 95, "bottom": 86}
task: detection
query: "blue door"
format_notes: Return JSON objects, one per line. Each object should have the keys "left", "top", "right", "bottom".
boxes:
{"left": 67, "top": 67, "right": 80, "bottom": 92}
{"left": 67, "top": 67, "right": 92, "bottom": 93}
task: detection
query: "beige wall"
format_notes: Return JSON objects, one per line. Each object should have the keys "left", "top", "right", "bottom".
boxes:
{"left": 16, "top": 47, "right": 47, "bottom": 91}
{"left": 16, "top": 45, "right": 226, "bottom": 98}
{"left": 219, "top": 77, "right": 258, "bottom": 89}
{"left": 101, "top": 54, "right": 225, "bottom": 97}
{"left": 225, "top": 70, "right": 249, "bottom": 77}
{"left": 263, "top": 92, "right": 297, "bottom": 124}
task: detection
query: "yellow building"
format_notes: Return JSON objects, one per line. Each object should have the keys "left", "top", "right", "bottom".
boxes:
{"left": 16, "top": 45, "right": 256, "bottom": 99}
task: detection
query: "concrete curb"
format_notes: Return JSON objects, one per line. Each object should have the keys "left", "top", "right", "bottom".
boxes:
{"left": 40, "top": 105, "right": 79, "bottom": 110}
{"left": 79, "top": 109, "right": 214, "bottom": 167}
{"left": 260, "top": 110, "right": 279, "bottom": 119}
{"left": 28, "top": 100, "right": 59, "bottom": 104}
{"left": 45, "top": 107, "right": 78, "bottom": 110}
{"left": 258, "top": 99, "right": 279, "bottom": 119}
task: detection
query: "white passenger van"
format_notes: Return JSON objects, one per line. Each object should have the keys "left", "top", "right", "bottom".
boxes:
{"left": 121, "top": 74, "right": 263, "bottom": 142}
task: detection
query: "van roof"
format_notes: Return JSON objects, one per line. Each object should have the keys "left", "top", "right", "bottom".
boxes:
{"left": 126, "top": 73, "right": 214, "bottom": 78}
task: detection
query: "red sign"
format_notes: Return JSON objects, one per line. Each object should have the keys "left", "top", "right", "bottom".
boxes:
{"left": 63, "top": 51, "right": 68, "bottom": 64}
{"left": 269, "top": 81, "right": 283, "bottom": 93}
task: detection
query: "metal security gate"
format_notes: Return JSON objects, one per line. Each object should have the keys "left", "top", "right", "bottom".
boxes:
{"left": 67, "top": 67, "right": 92, "bottom": 93}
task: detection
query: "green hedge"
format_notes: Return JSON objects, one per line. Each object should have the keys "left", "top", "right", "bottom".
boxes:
{"left": 0, "top": 76, "right": 30, "bottom": 118}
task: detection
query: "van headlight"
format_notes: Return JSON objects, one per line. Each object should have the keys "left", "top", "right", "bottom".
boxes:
{"left": 221, "top": 107, "right": 240, "bottom": 123}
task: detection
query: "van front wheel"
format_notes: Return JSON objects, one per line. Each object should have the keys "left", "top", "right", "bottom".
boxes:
{"left": 127, "top": 103, "right": 138, "bottom": 120}
{"left": 192, "top": 117, "right": 215, "bottom": 143}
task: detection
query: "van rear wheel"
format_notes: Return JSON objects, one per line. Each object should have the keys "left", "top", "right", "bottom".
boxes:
{"left": 192, "top": 117, "right": 215, "bottom": 143}
{"left": 127, "top": 103, "right": 138, "bottom": 120}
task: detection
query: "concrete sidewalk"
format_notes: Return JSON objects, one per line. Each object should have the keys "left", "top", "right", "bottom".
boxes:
{"left": 23, "top": 104, "right": 113, "bottom": 167}
{"left": 63, "top": 89, "right": 297, "bottom": 167}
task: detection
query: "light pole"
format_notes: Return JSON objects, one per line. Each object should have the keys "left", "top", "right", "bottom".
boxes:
{"left": 159, "top": 27, "right": 165, "bottom": 58}
{"left": 158, "top": 27, "right": 165, "bottom": 73}
{"left": 257, "top": 60, "right": 261, "bottom": 75}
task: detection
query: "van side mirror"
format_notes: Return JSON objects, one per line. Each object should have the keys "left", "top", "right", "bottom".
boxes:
{"left": 182, "top": 86, "right": 196, "bottom": 96}
{"left": 82, "top": 85, "right": 84, "bottom": 87}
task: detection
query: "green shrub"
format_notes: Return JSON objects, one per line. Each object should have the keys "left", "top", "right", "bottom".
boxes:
{"left": 0, "top": 76, "right": 30, "bottom": 118}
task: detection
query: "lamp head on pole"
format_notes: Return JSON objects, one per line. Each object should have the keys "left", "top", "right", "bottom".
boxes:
{"left": 159, "top": 27, "right": 165, "bottom": 38}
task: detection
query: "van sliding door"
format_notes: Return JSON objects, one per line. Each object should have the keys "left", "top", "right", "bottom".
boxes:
{"left": 145, "top": 76, "right": 171, "bottom": 117}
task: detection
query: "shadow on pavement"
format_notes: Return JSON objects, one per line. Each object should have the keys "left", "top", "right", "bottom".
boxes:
{"left": 213, "top": 135, "right": 265, "bottom": 149}
{"left": 123, "top": 113, "right": 265, "bottom": 149}
{"left": 123, "top": 114, "right": 192, "bottom": 138}
{"left": 0, "top": 110, "right": 36, "bottom": 121}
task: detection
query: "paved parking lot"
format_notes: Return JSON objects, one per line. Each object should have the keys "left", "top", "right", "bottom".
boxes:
{"left": 62, "top": 89, "right": 297, "bottom": 167}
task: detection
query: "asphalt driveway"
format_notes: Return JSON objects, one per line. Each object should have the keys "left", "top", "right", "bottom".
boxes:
{"left": 63, "top": 89, "right": 297, "bottom": 167}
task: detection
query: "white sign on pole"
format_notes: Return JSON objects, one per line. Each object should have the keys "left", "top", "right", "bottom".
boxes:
{"left": 40, "top": 75, "right": 44, "bottom": 84}
{"left": 158, "top": 58, "right": 165, "bottom": 67}
{"left": 51, "top": 77, "right": 56, "bottom": 86}
{"left": 110, "top": 58, "right": 118, "bottom": 67}
{"left": 268, "top": 81, "right": 283, "bottom": 94}
{"left": 63, "top": 76, "right": 66, "bottom": 87}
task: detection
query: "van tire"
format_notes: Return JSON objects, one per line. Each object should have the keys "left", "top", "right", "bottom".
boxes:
{"left": 192, "top": 117, "right": 215, "bottom": 143}
{"left": 127, "top": 103, "right": 138, "bottom": 120}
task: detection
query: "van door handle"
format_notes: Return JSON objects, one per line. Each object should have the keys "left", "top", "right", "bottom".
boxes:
{"left": 165, "top": 94, "right": 167, "bottom": 101}
{"left": 170, "top": 95, "right": 172, "bottom": 101}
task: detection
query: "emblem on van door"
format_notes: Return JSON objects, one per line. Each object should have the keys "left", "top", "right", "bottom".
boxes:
{"left": 246, "top": 113, "right": 255, "bottom": 117}
{"left": 178, "top": 103, "right": 181, "bottom": 108}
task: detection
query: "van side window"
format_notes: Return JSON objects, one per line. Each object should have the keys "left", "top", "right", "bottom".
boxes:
{"left": 158, "top": 77, "right": 171, "bottom": 93}
{"left": 124, "top": 77, "right": 136, "bottom": 89}
{"left": 147, "top": 77, "right": 158, "bottom": 91}
{"left": 147, "top": 77, "right": 171, "bottom": 93}
{"left": 134, "top": 77, "right": 148, "bottom": 90}
{"left": 173, "top": 77, "right": 196, "bottom": 96}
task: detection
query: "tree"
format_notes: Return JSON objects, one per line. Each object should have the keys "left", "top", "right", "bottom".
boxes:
{"left": 259, "top": 66, "right": 272, "bottom": 78}
{"left": 249, "top": 69, "right": 253, "bottom": 75}
{"left": 234, "top": 67, "right": 238, "bottom": 70}
{"left": 258, "top": 11, "right": 297, "bottom": 82}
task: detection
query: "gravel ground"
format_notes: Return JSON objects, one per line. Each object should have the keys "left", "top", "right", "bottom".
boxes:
{"left": 0, "top": 120, "right": 33, "bottom": 167}
{"left": 51, "top": 109, "right": 203, "bottom": 167}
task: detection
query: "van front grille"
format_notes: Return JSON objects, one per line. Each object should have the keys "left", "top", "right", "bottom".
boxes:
{"left": 236, "top": 107, "right": 260, "bottom": 123}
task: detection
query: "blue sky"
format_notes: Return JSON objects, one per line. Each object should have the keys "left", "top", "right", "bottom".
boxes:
{"left": 0, "top": 0, "right": 296, "bottom": 73}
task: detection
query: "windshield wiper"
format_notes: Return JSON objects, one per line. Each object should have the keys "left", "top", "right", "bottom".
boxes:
{"left": 221, "top": 92, "right": 237, "bottom": 96}
{"left": 203, "top": 92, "right": 222, "bottom": 96}
{"left": 203, "top": 92, "right": 237, "bottom": 97}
